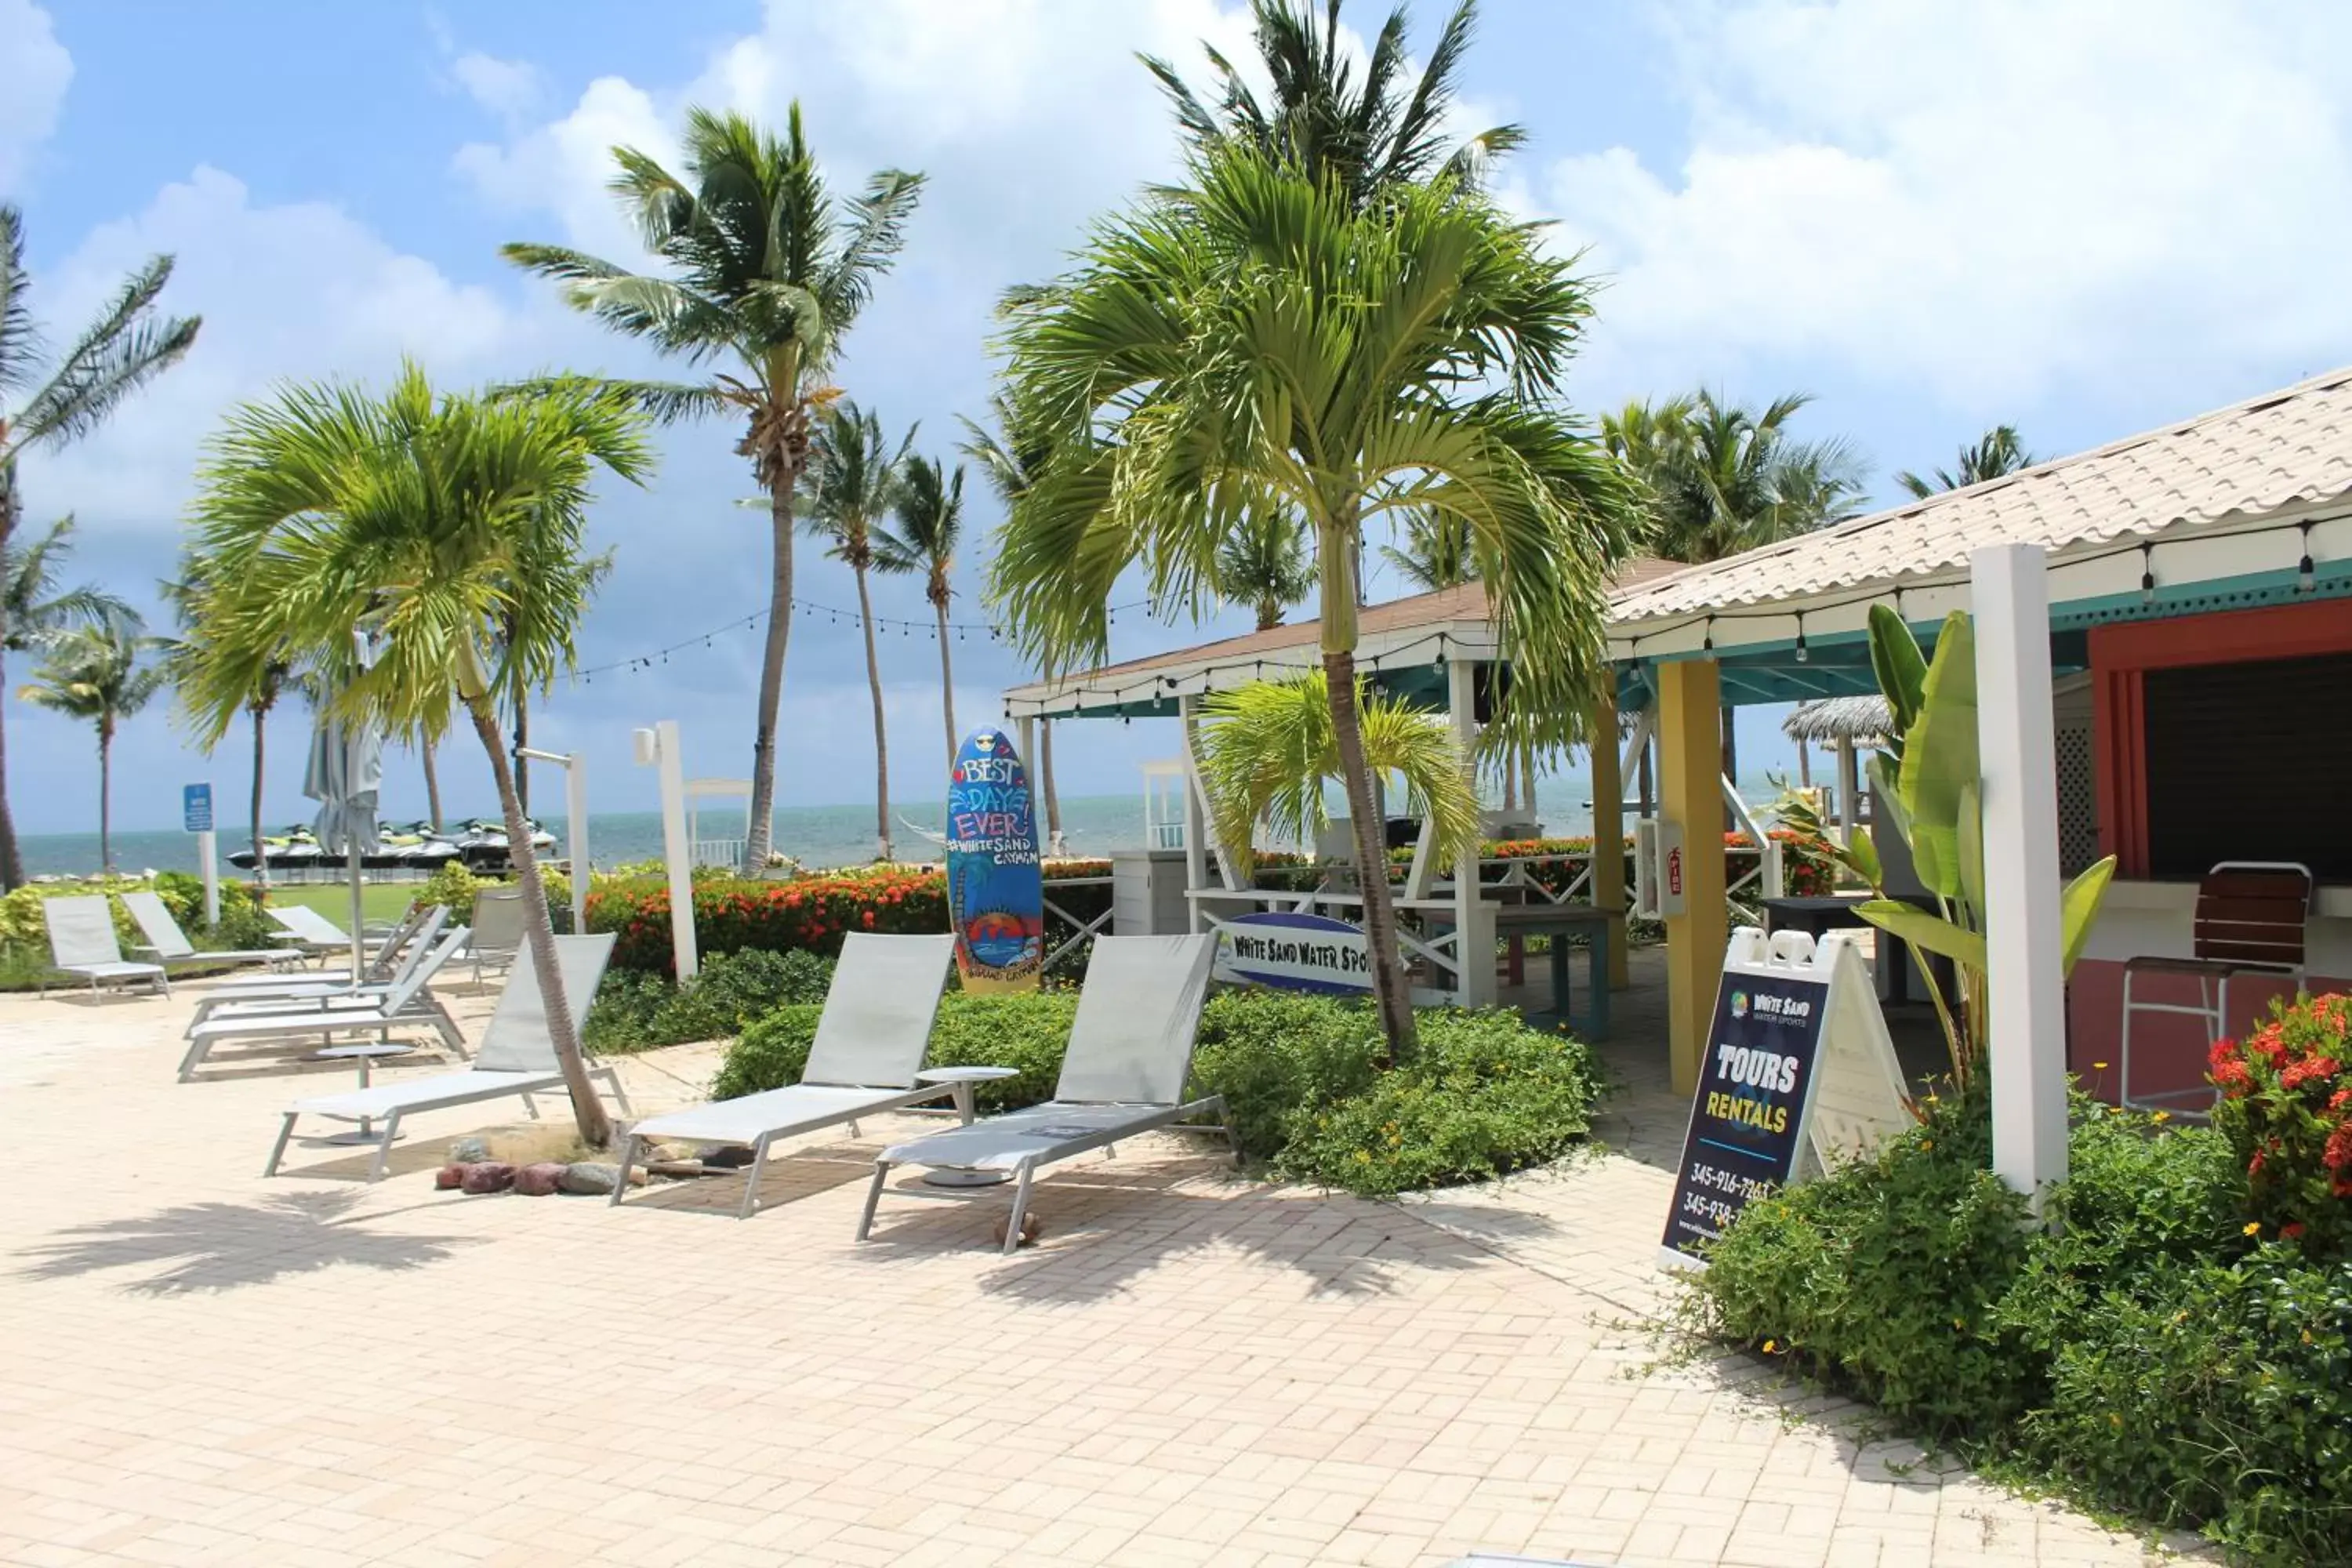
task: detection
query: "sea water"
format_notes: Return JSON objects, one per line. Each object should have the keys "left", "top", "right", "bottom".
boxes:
{"left": 13, "top": 771, "right": 1800, "bottom": 880}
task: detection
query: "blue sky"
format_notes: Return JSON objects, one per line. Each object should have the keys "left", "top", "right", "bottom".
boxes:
{"left": 5, "top": 0, "right": 2349, "bottom": 836}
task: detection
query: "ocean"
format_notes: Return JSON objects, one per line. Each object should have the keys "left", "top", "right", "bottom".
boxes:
{"left": 13, "top": 771, "right": 1799, "bottom": 880}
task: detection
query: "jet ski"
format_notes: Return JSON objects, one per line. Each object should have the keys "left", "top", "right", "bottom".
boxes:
{"left": 452, "top": 818, "right": 556, "bottom": 872}
{"left": 227, "top": 825, "right": 325, "bottom": 872}
{"left": 370, "top": 821, "right": 462, "bottom": 871}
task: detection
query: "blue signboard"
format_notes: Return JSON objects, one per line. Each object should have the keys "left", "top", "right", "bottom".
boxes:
{"left": 1660, "top": 967, "right": 1831, "bottom": 1267}
{"left": 182, "top": 783, "right": 214, "bottom": 834}
{"left": 1211, "top": 910, "right": 1374, "bottom": 995}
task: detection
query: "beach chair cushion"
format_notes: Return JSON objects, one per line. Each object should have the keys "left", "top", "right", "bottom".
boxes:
{"left": 473, "top": 934, "right": 619, "bottom": 1074}
{"left": 44, "top": 896, "right": 166, "bottom": 986}
{"left": 1051, "top": 935, "right": 1217, "bottom": 1106}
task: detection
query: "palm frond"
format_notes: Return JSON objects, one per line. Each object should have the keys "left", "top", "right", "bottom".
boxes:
{"left": 9, "top": 251, "right": 200, "bottom": 456}
{"left": 0, "top": 204, "right": 34, "bottom": 396}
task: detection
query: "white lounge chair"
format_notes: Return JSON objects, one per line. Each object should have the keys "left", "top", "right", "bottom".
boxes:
{"left": 263, "top": 933, "right": 628, "bottom": 1182}
{"left": 611, "top": 932, "right": 961, "bottom": 1219}
{"left": 461, "top": 887, "right": 525, "bottom": 985}
{"left": 186, "top": 906, "right": 456, "bottom": 1029}
{"left": 856, "top": 934, "right": 1235, "bottom": 1255}
{"left": 267, "top": 905, "right": 356, "bottom": 964}
{"left": 119, "top": 891, "right": 309, "bottom": 975}
{"left": 40, "top": 895, "right": 169, "bottom": 998}
{"left": 177, "top": 926, "right": 471, "bottom": 1081}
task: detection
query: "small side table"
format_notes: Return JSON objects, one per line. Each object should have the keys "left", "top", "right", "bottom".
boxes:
{"left": 913, "top": 1065, "right": 1018, "bottom": 1186}
{"left": 310, "top": 1041, "right": 415, "bottom": 1142}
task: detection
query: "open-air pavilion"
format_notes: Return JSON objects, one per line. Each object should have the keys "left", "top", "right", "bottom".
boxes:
{"left": 1007, "top": 365, "right": 2352, "bottom": 1108}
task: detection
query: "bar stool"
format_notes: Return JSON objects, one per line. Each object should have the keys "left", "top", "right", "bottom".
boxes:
{"left": 2120, "top": 861, "right": 2311, "bottom": 1120}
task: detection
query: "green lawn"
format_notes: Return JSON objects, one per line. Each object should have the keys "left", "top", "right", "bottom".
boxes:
{"left": 263, "top": 882, "right": 425, "bottom": 927}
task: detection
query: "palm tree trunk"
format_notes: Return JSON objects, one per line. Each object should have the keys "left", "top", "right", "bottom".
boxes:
{"left": 935, "top": 598, "right": 958, "bottom": 768}
{"left": 249, "top": 703, "right": 269, "bottom": 889}
{"left": 420, "top": 733, "right": 443, "bottom": 831}
{"left": 1040, "top": 719, "right": 1065, "bottom": 855}
{"left": 0, "top": 469, "right": 21, "bottom": 891}
{"left": 0, "top": 643, "right": 19, "bottom": 892}
{"left": 1326, "top": 647, "right": 1417, "bottom": 1059}
{"left": 98, "top": 719, "right": 114, "bottom": 875}
{"left": 742, "top": 485, "right": 797, "bottom": 874}
{"left": 512, "top": 680, "right": 530, "bottom": 816}
{"left": 854, "top": 561, "right": 892, "bottom": 862}
{"left": 466, "top": 694, "right": 609, "bottom": 1145}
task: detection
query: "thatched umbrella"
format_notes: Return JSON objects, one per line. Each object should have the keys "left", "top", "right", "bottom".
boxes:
{"left": 1782, "top": 696, "right": 1893, "bottom": 838}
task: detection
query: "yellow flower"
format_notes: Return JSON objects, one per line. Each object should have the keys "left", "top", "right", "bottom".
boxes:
{"left": 2152, "top": 1111, "right": 2172, "bottom": 1123}
{"left": 2244, "top": 1221, "right": 2263, "bottom": 1236}
{"left": 2092, "top": 1062, "right": 2110, "bottom": 1071}
{"left": 1920, "top": 1140, "right": 1934, "bottom": 1151}
{"left": 1762, "top": 1339, "right": 1778, "bottom": 1353}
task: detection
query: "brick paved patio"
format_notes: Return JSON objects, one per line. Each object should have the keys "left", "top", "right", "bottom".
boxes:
{"left": 0, "top": 961, "right": 2196, "bottom": 1567}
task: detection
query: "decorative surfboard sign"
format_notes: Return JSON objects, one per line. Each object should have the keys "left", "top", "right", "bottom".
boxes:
{"left": 1211, "top": 910, "right": 1374, "bottom": 995}
{"left": 946, "top": 727, "right": 1044, "bottom": 994}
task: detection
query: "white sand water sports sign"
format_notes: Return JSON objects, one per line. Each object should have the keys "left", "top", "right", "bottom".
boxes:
{"left": 1660, "top": 928, "right": 1912, "bottom": 1272}
{"left": 1210, "top": 911, "right": 1374, "bottom": 995}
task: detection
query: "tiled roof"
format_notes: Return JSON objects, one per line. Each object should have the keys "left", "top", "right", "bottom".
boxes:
{"left": 1012, "top": 556, "right": 1686, "bottom": 694}
{"left": 1607, "top": 366, "right": 2352, "bottom": 628}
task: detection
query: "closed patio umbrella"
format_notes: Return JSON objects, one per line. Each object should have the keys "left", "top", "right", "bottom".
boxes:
{"left": 303, "top": 633, "right": 385, "bottom": 982}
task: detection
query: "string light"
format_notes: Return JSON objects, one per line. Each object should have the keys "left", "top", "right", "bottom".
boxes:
{"left": 2140, "top": 543, "right": 2156, "bottom": 605}
{"left": 2298, "top": 522, "right": 2316, "bottom": 593}
{"left": 1793, "top": 610, "right": 1809, "bottom": 663}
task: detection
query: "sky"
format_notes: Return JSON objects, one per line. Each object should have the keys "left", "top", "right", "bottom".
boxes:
{"left": 5, "top": 0, "right": 2350, "bottom": 836}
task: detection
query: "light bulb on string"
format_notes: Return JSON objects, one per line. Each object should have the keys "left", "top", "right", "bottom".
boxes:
{"left": 1794, "top": 612, "right": 1809, "bottom": 663}
{"left": 2298, "top": 523, "right": 2316, "bottom": 593}
{"left": 2140, "top": 543, "right": 2156, "bottom": 606}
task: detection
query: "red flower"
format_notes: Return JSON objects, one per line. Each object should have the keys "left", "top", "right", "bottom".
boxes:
{"left": 2281, "top": 1221, "right": 2307, "bottom": 1240}
{"left": 2281, "top": 1055, "right": 2340, "bottom": 1091}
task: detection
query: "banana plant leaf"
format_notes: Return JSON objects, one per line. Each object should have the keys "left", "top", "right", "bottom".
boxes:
{"left": 1857, "top": 898, "right": 1987, "bottom": 973}
{"left": 1956, "top": 779, "right": 1985, "bottom": 914}
{"left": 2061, "top": 855, "right": 2119, "bottom": 976}
{"left": 1897, "top": 612, "right": 1978, "bottom": 899}
{"left": 1867, "top": 603, "right": 1928, "bottom": 749}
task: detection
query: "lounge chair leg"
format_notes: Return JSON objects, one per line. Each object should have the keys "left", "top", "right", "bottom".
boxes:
{"left": 368, "top": 1112, "right": 401, "bottom": 1183}
{"left": 176, "top": 1036, "right": 206, "bottom": 1083}
{"left": 953, "top": 1082, "right": 976, "bottom": 1126}
{"left": 738, "top": 1135, "right": 771, "bottom": 1221}
{"left": 609, "top": 1133, "right": 639, "bottom": 1208}
{"left": 848, "top": 1118, "right": 862, "bottom": 1140}
{"left": 1218, "top": 1099, "right": 1242, "bottom": 1167}
{"left": 856, "top": 1161, "right": 889, "bottom": 1241}
{"left": 520, "top": 1091, "right": 539, "bottom": 1119}
{"left": 1002, "top": 1163, "right": 1036, "bottom": 1256}
{"left": 263, "top": 1112, "right": 298, "bottom": 1177}
{"left": 597, "top": 1065, "right": 633, "bottom": 1117}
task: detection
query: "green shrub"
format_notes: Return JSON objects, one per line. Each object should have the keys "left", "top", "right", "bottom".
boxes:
{"left": 1684, "top": 1095, "right": 2038, "bottom": 1440}
{"left": 1271, "top": 1009, "right": 1599, "bottom": 1197}
{"left": 585, "top": 947, "right": 835, "bottom": 1054}
{"left": 1191, "top": 990, "right": 1385, "bottom": 1158}
{"left": 711, "top": 988, "right": 1599, "bottom": 1194}
{"left": 2020, "top": 1250, "right": 2352, "bottom": 1565}
{"left": 2209, "top": 991, "right": 2352, "bottom": 1258}
{"left": 417, "top": 860, "right": 484, "bottom": 913}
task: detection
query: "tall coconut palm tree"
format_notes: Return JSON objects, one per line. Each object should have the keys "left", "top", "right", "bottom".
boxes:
{"left": 5, "top": 517, "right": 136, "bottom": 649}
{"left": 179, "top": 365, "right": 652, "bottom": 1146}
{"left": 503, "top": 106, "right": 923, "bottom": 875}
{"left": 991, "top": 150, "right": 1639, "bottom": 1058}
{"left": 960, "top": 397, "right": 1067, "bottom": 851}
{"left": 1602, "top": 390, "right": 1866, "bottom": 565}
{"left": 1378, "top": 512, "right": 1477, "bottom": 592}
{"left": 875, "top": 452, "right": 967, "bottom": 771}
{"left": 0, "top": 204, "right": 201, "bottom": 889}
{"left": 801, "top": 401, "right": 911, "bottom": 862}
{"left": 1896, "top": 423, "right": 2034, "bottom": 497}
{"left": 17, "top": 620, "right": 165, "bottom": 873}
{"left": 1214, "top": 508, "right": 1316, "bottom": 630}
{"left": 162, "top": 567, "right": 294, "bottom": 887}
{"left": 1143, "top": 0, "right": 1523, "bottom": 210}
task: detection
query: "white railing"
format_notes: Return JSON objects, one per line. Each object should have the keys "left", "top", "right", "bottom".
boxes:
{"left": 1149, "top": 821, "right": 1185, "bottom": 850}
{"left": 1041, "top": 873, "right": 1114, "bottom": 970}
{"left": 691, "top": 837, "right": 746, "bottom": 869}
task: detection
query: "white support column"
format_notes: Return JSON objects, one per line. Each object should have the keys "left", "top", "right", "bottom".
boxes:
{"left": 1836, "top": 737, "right": 1860, "bottom": 845}
{"left": 1974, "top": 544, "right": 2067, "bottom": 1214}
{"left": 1015, "top": 715, "right": 1036, "bottom": 778}
{"left": 635, "top": 721, "right": 699, "bottom": 980}
{"left": 562, "top": 755, "right": 588, "bottom": 934}
{"left": 1447, "top": 659, "right": 1496, "bottom": 1006}
{"left": 1177, "top": 695, "right": 1240, "bottom": 933}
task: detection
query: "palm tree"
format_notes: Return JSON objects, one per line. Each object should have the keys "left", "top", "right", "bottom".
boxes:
{"left": 5, "top": 517, "right": 135, "bottom": 648}
{"left": 1197, "top": 671, "right": 1479, "bottom": 881}
{"left": 800, "top": 401, "right": 911, "bottom": 862}
{"left": 17, "top": 621, "right": 165, "bottom": 873}
{"left": 1602, "top": 390, "right": 1866, "bottom": 564}
{"left": 1214, "top": 509, "right": 1316, "bottom": 630}
{"left": 503, "top": 106, "right": 924, "bottom": 875}
{"left": 875, "top": 452, "right": 967, "bottom": 770}
{"left": 961, "top": 397, "right": 1068, "bottom": 852}
{"left": 1896, "top": 423, "right": 2034, "bottom": 497}
{"left": 179, "top": 365, "right": 652, "bottom": 1146}
{"left": 1143, "top": 0, "right": 1523, "bottom": 209}
{"left": 0, "top": 204, "right": 201, "bottom": 889}
{"left": 1378, "top": 513, "right": 1477, "bottom": 592}
{"left": 990, "top": 150, "right": 1639, "bottom": 1058}
{"left": 162, "top": 568, "right": 294, "bottom": 887}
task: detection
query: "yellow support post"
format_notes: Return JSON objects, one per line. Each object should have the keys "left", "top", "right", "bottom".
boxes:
{"left": 1588, "top": 689, "right": 1630, "bottom": 991}
{"left": 1657, "top": 658, "right": 1727, "bottom": 1097}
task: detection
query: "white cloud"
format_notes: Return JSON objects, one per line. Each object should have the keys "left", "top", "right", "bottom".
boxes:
{"left": 0, "top": 0, "right": 71, "bottom": 191}
{"left": 450, "top": 50, "right": 543, "bottom": 125}
{"left": 1528, "top": 0, "right": 2352, "bottom": 411}
{"left": 20, "top": 165, "right": 556, "bottom": 532}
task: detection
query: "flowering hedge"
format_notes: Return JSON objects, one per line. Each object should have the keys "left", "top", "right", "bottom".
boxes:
{"left": 589, "top": 861, "right": 1113, "bottom": 975}
{"left": 2211, "top": 991, "right": 2352, "bottom": 1258}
